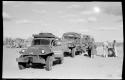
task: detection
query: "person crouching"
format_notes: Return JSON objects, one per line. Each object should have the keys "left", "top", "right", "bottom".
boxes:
{"left": 108, "top": 40, "right": 118, "bottom": 57}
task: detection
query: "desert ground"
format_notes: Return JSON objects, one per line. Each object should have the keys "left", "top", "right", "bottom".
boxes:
{"left": 2, "top": 46, "right": 123, "bottom": 79}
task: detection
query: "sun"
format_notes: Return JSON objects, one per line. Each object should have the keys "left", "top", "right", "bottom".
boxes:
{"left": 93, "top": 6, "right": 100, "bottom": 13}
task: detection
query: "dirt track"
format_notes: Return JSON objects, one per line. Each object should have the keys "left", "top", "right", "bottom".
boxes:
{"left": 2, "top": 46, "right": 123, "bottom": 79}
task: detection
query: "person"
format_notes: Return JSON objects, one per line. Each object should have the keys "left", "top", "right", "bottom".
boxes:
{"left": 110, "top": 40, "right": 118, "bottom": 57}
{"left": 87, "top": 45, "right": 92, "bottom": 58}
{"left": 91, "top": 44, "right": 97, "bottom": 58}
{"left": 87, "top": 42, "right": 96, "bottom": 58}
{"left": 102, "top": 41, "right": 109, "bottom": 57}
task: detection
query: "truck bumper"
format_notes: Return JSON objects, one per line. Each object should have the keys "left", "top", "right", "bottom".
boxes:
{"left": 54, "top": 54, "right": 64, "bottom": 58}
{"left": 16, "top": 56, "right": 45, "bottom": 64}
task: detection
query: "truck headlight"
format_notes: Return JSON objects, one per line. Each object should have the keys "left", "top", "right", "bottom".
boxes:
{"left": 19, "top": 49, "right": 25, "bottom": 54}
{"left": 41, "top": 50, "right": 45, "bottom": 53}
{"left": 22, "top": 49, "right": 25, "bottom": 52}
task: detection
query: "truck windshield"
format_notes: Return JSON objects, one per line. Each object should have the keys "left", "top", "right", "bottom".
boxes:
{"left": 33, "top": 39, "right": 50, "bottom": 45}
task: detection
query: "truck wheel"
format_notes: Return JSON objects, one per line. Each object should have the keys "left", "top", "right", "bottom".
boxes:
{"left": 59, "top": 57, "right": 64, "bottom": 64}
{"left": 45, "top": 56, "right": 53, "bottom": 71}
{"left": 71, "top": 48, "right": 76, "bottom": 58}
{"left": 18, "top": 62, "right": 26, "bottom": 70}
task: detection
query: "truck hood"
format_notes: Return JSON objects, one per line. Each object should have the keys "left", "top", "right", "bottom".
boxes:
{"left": 21, "top": 46, "right": 52, "bottom": 55}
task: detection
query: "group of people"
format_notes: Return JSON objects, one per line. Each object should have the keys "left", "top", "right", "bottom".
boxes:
{"left": 85, "top": 40, "right": 118, "bottom": 58}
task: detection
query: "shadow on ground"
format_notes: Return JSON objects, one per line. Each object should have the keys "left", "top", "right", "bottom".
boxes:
{"left": 64, "top": 52, "right": 82, "bottom": 57}
{"left": 63, "top": 52, "right": 71, "bottom": 57}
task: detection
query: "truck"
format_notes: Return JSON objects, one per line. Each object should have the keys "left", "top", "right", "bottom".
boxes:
{"left": 62, "top": 32, "right": 82, "bottom": 57}
{"left": 62, "top": 32, "right": 97, "bottom": 57}
{"left": 16, "top": 33, "right": 64, "bottom": 71}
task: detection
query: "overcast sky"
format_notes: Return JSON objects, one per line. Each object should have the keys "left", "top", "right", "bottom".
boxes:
{"left": 3, "top": 1, "right": 123, "bottom": 42}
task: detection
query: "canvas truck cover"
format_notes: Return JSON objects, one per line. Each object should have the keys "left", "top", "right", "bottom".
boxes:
{"left": 33, "top": 33, "right": 56, "bottom": 38}
{"left": 62, "top": 32, "right": 81, "bottom": 39}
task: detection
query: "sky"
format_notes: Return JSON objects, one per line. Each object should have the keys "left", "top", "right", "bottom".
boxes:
{"left": 3, "top": 1, "right": 123, "bottom": 42}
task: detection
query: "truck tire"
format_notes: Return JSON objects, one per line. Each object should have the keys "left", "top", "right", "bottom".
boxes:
{"left": 59, "top": 57, "right": 64, "bottom": 64}
{"left": 45, "top": 56, "right": 53, "bottom": 71}
{"left": 71, "top": 48, "right": 76, "bottom": 58}
{"left": 18, "top": 62, "right": 26, "bottom": 70}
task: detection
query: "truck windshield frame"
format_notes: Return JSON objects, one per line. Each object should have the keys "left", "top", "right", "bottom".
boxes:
{"left": 33, "top": 39, "right": 50, "bottom": 45}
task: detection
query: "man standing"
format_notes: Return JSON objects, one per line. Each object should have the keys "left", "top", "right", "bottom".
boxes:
{"left": 87, "top": 42, "right": 97, "bottom": 58}
{"left": 87, "top": 45, "right": 92, "bottom": 58}
{"left": 112, "top": 40, "right": 118, "bottom": 57}
{"left": 102, "top": 41, "right": 109, "bottom": 57}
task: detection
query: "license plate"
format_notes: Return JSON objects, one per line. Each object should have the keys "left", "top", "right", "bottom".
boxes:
{"left": 53, "top": 51, "right": 62, "bottom": 54}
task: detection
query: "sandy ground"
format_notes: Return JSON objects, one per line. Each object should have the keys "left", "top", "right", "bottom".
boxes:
{"left": 2, "top": 46, "right": 123, "bottom": 79}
